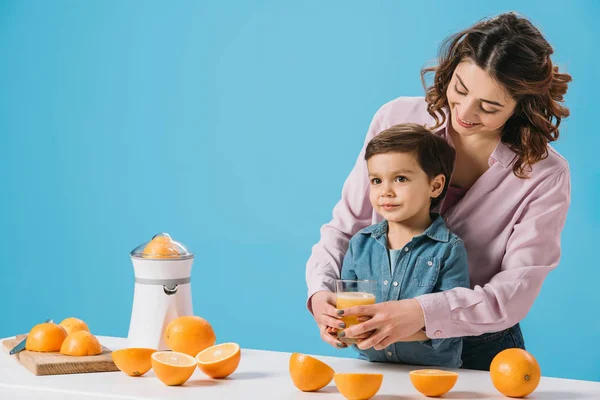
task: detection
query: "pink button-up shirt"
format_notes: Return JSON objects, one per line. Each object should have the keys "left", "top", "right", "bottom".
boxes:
{"left": 306, "top": 96, "right": 571, "bottom": 339}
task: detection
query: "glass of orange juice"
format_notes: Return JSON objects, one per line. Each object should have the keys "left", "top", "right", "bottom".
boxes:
{"left": 335, "top": 279, "right": 377, "bottom": 344}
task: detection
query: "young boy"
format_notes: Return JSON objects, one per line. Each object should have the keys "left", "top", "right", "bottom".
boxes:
{"left": 339, "top": 123, "right": 470, "bottom": 368}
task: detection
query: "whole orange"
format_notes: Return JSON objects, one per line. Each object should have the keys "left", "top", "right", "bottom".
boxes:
{"left": 490, "top": 348, "right": 541, "bottom": 398}
{"left": 164, "top": 316, "right": 216, "bottom": 357}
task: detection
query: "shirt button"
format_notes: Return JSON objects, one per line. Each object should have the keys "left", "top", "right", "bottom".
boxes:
{"left": 427, "top": 261, "right": 433, "bottom": 267}
{"left": 404, "top": 247, "right": 409, "bottom": 252}
{"left": 434, "top": 330, "right": 442, "bottom": 337}
{"left": 393, "top": 281, "right": 398, "bottom": 287}
{"left": 386, "top": 351, "right": 392, "bottom": 356}
{"left": 383, "top": 280, "right": 388, "bottom": 285}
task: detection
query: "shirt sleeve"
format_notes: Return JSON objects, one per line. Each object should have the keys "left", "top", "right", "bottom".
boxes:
{"left": 416, "top": 166, "right": 571, "bottom": 338}
{"left": 305, "top": 105, "right": 387, "bottom": 313}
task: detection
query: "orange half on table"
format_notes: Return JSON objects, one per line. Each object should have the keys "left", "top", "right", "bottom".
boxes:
{"left": 112, "top": 348, "right": 156, "bottom": 376}
{"left": 289, "top": 353, "right": 334, "bottom": 392}
{"left": 151, "top": 351, "right": 197, "bottom": 386}
{"left": 409, "top": 369, "right": 458, "bottom": 397}
{"left": 196, "top": 342, "right": 241, "bottom": 378}
{"left": 334, "top": 373, "right": 383, "bottom": 400}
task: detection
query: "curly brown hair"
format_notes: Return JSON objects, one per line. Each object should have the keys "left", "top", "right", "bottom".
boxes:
{"left": 420, "top": 12, "right": 571, "bottom": 178}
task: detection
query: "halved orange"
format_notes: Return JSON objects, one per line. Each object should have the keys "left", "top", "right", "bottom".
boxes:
{"left": 60, "top": 331, "right": 102, "bottom": 356}
{"left": 143, "top": 235, "right": 180, "bottom": 258}
{"left": 151, "top": 351, "right": 197, "bottom": 386}
{"left": 59, "top": 317, "right": 90, "bottom": 336}
{"left": 25, "top": 322, "right": 68, "bottom": 352}
{"left": 334, "top": 373, "right": 383, "bottom": 400}
{"left": 111, "top": 348, "right": 156, "bottom": 377}
{"left": 289, "top": 353, "right": 334, "bottom": 392}
{"left": 409, "top": 369, "right": 458, "bottom": 397}
{"left": 195, "top": 343, "right": 241, "bottom": 378}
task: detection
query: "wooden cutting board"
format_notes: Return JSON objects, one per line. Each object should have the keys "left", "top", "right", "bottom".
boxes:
{"left": 2, "top": 335, "right": 119, "bottom": 376}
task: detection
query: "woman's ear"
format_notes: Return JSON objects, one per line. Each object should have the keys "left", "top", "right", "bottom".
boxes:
{"left": 430, "top": 174, "right": 446, "bottom": 199}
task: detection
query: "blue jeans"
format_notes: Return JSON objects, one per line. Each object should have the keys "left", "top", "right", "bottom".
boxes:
{"left": 461, "top": 324, "right": 526, "bottom": 371}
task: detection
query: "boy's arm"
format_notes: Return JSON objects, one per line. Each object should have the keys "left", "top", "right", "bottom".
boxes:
{"left": 435, "top": 238, "right": 470, "bottom": 292}
{"left": 419, "top": 239, "right": 469, "bottom": 346}
{"left": 340, "top": 239, "right": 358, "bottom": 280}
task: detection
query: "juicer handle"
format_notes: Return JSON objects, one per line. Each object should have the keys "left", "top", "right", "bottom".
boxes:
{"left": 163, "top": 284, "right": 178, "bottom": 296}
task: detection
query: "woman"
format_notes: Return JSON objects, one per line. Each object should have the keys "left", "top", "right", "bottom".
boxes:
{"left": 306, "top": 12, "right": 572, "bottom": 371}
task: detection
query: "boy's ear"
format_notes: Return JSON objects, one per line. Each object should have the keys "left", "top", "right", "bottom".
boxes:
{"left": 430, "top": 174, "right": 446, "bottom": 199}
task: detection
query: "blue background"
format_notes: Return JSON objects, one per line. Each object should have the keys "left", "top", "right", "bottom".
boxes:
{"left": 1, "top": 0, "right": 598, "bottom": 382}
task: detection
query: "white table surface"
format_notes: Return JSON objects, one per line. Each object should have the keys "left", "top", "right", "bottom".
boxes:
{"left": 1, "top": 336, "right": 599, "bottom": 399}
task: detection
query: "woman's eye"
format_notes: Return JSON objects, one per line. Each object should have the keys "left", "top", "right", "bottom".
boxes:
{"left": 395, "top": 176, "right": 407, "bottom": 183}
{"left": 479, "top": 105, "right": 499, "bottom": 115}
{"left": 454, "top": 84, "right": 467, "bottom": 96}
{"left": 371, "top": 178, "right": 381, "bottom": 184}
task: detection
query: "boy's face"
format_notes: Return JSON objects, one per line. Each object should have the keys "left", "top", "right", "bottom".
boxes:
{"left": 367, "top": 151, "right": 445, "bottom": 223}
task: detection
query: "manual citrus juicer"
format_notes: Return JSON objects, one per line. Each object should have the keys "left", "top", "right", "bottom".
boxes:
{"left": 127, "top": 233, "right": 194, "bottom": 350}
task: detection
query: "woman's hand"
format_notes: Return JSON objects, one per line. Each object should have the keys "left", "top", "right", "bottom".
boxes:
{"left": 339, "top": 299, "right": 426, "bottom": 350}
{"left": 310, "top": 291, "right": 348, "bottom": 348}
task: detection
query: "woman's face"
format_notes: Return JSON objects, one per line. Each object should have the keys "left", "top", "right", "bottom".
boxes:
{"left": 446, "top": 59, "right": 517, "bottom": 139}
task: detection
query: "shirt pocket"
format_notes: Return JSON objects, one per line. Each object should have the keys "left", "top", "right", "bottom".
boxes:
{"left": 411, "top": 256, "right": 441, "bottom": 287}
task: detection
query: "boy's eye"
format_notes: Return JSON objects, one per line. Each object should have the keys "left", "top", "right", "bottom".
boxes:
{"left": 395, "top": 176, "right": 407, "bottom": 182}
{"left": 371, "top": 178, "right": 381, "bottom": 184}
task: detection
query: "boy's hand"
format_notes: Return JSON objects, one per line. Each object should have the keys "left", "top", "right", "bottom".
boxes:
{"left": 338, "top": 299, "right": 426, "bottom": 350}
{"left": 310, "top": 291, "right": 348, "bottom": 348}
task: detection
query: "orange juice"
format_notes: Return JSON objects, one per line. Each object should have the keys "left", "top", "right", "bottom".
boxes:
{"left": 336, "top": 292, "right": 376, "bottom": 344}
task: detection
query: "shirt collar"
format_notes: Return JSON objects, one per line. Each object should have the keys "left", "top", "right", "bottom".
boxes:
{"left": 361, "top": 214, "right": 450, "bottom": 243}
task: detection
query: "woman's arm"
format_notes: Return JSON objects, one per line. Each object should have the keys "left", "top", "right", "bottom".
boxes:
{"left": 305, "top": 105, "right": 387, "bottom": 312}
{"left": 339, "top": 167, "right": 570, "bottom": 343}
{"left": 306, "top": 97, "right": 426, "bottom": 311}
{"left": 417, "top": 166, "right": 571, "bottom": 338}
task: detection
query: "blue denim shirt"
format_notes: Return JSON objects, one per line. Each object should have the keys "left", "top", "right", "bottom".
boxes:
{"left": 341, "top": 214, "right": 470, "bottom": 368}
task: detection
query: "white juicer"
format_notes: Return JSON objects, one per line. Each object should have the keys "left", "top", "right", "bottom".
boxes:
{"left": 127, "top": 233, "right": 194, "bottom": 350}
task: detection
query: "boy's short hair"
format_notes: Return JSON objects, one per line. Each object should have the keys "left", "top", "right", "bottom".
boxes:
{"left": 365, "top": 123, "right": 456, "bottom": 209}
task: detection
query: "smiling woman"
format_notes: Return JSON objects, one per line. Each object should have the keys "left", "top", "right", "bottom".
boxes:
{"left": 423, "top": 15, "right": 571, "bottom": 180}
{"left": 448, "top": 61, "right": 517, "bottom": 132}
{"left": 306, "top": 11, "right": 572, "bottom": 371}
